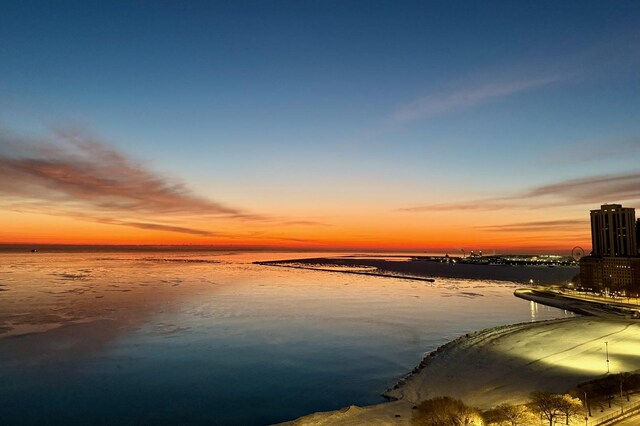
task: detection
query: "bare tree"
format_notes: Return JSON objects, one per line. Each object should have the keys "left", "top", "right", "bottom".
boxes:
{"left": 557, "top": 394, "right": 583, "bottom": 425}
{"left": 596, "top": 375, "right": 618, "bottom": 408}
{"left": 529, "top": 392, "right": 562, "bottom": 426}
{"left": 487, "top": 403, "right": 535, "bottom": 426}
{"left": 413, "top": 396, "right": 484, "bottom": 426}
{"left": 618, "top": 372, "right": 640, "bottom": 401}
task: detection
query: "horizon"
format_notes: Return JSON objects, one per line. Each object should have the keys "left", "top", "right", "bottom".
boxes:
{"left": 0, "top": 242, "right": 583, "bottom": 256}
{"left": 1, "top": 1, "right": 639, "bottom": 250}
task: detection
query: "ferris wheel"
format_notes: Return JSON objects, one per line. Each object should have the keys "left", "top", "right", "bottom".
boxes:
{"left": 571, "top": 246, "right": 585, "bottom": 262}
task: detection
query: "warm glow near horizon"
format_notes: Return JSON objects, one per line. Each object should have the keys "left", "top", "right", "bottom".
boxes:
{"left": 0, "top": 2, "right": 638, "bottom": 253}
{"left": 1, "top": 208, "right": 592, "bottom": 253}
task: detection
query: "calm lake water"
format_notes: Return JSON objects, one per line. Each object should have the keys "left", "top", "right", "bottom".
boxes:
{"left": 0, "top": 251, "right": 574, "bottom": 425}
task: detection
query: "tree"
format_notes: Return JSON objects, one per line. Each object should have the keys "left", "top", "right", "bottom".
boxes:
{"left": 490, "top": 403, "right": 535, "bottom": 426}
{"left": 413, "top": 397, "right": 485, "bottom": 426}
{"left": 619, "top": 373, "right": 631, "bottom": 402}
{"left": 595, "top": 375, "right": 618, "bottom": 408}
{"left": 529, "top": 392, "right": 562, "bottom": 426}
{"left": 618, "top": 372, "right": 640, "bottom": 401}
{"left": 557, "top": 394, "right": 583, "bottom": 425}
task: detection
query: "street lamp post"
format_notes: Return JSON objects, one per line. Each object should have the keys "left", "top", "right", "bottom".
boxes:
{"left": 605, "top": 342, "right": 610, "bottom": 374}
{"left": 584, "top": 391, "right": 591, "bottom": 418}
{"left": 620, "top": 376, "right": 625, "bottom": 414}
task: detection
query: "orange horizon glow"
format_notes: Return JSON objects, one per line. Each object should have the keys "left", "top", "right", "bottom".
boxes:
{"left": 0, "top": 131, "right": 620, "bottom": 255}
{"left": 1, "top": 209, "right": 592, "bottom": 254}
{"left": 1, "top": 199, "right": 594, "bottom": 254}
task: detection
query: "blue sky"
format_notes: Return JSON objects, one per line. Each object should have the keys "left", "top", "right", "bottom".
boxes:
{"left": 0, "top": 1, "right": 639, "bottom": 249}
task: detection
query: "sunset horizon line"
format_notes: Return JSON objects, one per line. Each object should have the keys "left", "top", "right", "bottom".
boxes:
{"left": 0, "top": 242, "right": 588, "bottom": 255}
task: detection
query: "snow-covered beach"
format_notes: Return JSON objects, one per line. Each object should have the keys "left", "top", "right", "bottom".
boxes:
{"left": 284, "top": 316, "right": 640, "bottom": 425}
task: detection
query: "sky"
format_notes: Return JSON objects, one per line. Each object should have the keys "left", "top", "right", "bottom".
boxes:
{"left": 0, "top": 0, "right": 639, "bottom": 253}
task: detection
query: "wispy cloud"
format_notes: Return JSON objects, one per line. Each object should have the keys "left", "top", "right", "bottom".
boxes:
{"left": 388, "top": 32, "right": 640, "bottom": 126}
{"left": 524, "top": 172, "right": 640, "bottom": 204}
{"left": 95, "top": 218, "right": 216, "bottom": 237}
{"left": 402, "top": 201, "right": 512, "bottom": 212}
{"left": 477, "top": 219, "right": 589, "bottom": 233}
{"left": 402, "top": 171, "right": 640, "bottom": 212}
{"left": 0, "top": 128, "right": 271, "bottom": 237}
{"left": 541, "top": 137, "right": 640, "bottom": 164}
{"left": 0, "top": 128, "right": 331, "bottom": 239}
{"left": 391, "top": 76, "right": 562, "bottom": 123}
{"left": 0, "top": 129, "right": 248, "bottom": 217}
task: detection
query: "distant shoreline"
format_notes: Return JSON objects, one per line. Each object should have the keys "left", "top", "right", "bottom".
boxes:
{"left": 257, "top": 256, "right": 578, "bottom": 285}
{"left": 255, "top": 261, "right": 436, "bottom": 282}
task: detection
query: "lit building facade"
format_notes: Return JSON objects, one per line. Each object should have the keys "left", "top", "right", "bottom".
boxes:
{"left": 581, "top": 204, "right": 640, "bottom": 295}
{"left": 580, "top": 256, "right": 640, "bottom": 294}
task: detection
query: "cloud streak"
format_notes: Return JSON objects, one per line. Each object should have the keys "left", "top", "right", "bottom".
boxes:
{"left": 388, "top": 32, "right": 640, "bottom": 125}
{"left": 0, "top": 128, "right": 273, "bottom": 237}
{"left": 0, "top": 129, "right": 247, "bottom": 218}
{"left": 391, "top": 76, "right": 562, "bottom": 123}
{"left": 402, "top": 171, "right": 640, "bottom": 212}
{"left": 95, "top": 218, "right": 216, "bottom": 237}
{"left": 476, "top": 219, "right": 589, "bottom": 233}
{"left": 541, "top": 137, "right": 640, "bottom": 164}
{"left": 524, "top": 172, "right": 640, "bottom": 203}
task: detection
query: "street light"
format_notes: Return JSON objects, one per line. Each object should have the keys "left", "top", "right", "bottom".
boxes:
{"left": 605, "top": 341, "right": 610, "bottom": 374}
{"left": 584, "top": 390, "right": 591, "bottom": 417}
{"left": 615, "top": 373, "right": 625, "bottom": 414}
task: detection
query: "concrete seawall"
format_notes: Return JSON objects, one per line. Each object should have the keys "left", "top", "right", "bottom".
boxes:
{"left": 514, "top": 288, "right": 640, "bottom": 318}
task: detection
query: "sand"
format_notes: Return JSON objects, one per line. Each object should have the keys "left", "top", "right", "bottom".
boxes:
{"left": 283, "top": 317, "right": 640, "bottom": 425}
{"left": 387, "top": 317, "right": 640, "bottom": 406}
{"left": 281, "top": 402, "right": 415, "bottom": 426}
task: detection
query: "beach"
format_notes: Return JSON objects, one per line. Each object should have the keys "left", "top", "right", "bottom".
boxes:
{"left": 284, "top": 315, "right": 640, "bottom": 425}
{"left": 386, "top": 317, "right": 640, "bottom": 407}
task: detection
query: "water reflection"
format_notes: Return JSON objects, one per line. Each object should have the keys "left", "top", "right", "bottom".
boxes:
{"left": 0, "top": 251, "right": 574, "bottom": 425}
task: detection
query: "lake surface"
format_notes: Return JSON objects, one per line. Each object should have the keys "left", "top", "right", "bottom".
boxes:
{"left": 0, "top": 251, "right": 574, "bottom": 425}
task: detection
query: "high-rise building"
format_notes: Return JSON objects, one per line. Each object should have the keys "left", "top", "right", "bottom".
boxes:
{"left": 636, "top": 219, "right": 640, "bottom": 254}
{"left": 590, "top": 204, "right": 638, "bottom": 257}
{"left": 581, "top": 204, "right": 640, "bottom": 294}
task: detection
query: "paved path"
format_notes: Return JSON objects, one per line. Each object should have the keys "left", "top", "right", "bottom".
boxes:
{"left": 514, "top": 288, "right": 639, "bottom": 318}
{"left": 611, "top": 413, "right": 640, "bottom": 425}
